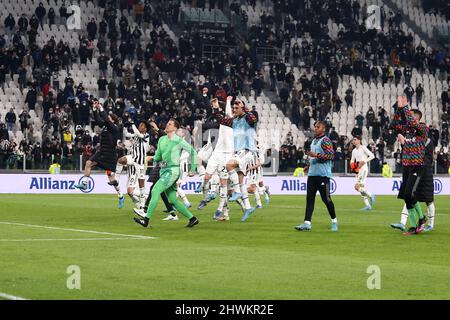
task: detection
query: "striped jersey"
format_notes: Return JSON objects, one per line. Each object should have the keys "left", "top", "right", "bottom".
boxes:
{"left": 126, "top": 125, "right": 150, "bottom": 165}
{"left": 391, "top": 105, "right": 427, "bottom": 167}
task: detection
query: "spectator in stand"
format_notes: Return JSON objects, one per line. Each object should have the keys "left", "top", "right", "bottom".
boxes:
{"left": 430, "top": 124, "right": 440, "bottom": 147}
{"left": 0, "top": 123, "right": 9, "bottom": 141}
{"left": 18, "top": 110, "right": 31, "bottom": 134}
{"left": 25, "top": 85, "right": 38, "bottom": 110}
{"left": 415, "top": 83, "right": 424, "bottom": 107}
{"left": 394, "top": 67, "right": 402, "bottom": 86}
{"left": 48, "top": 8, "right": 56, "bottom": 26}
{"left": 5, "top": 108, "right": 16, "bottom": 132}
{"left": 35, "top": 2, "right": 47, "bottom": 29}
{"left": 87, "top": 18, "right": 98, "bottom": 40}
{"left": 345, "top": 85, "right": 354, "bottom": 107}
{"left": 436, "top": 147, "right": 448, "bottom": 173}
{"left": 366, "top": 106, "right": 376, "bottom": 130}
{"left": 4, "top": 13, "right": 15, "bottom": 34}
{"left": 355, "top": 112, "right": 364, "bottom": 128}
{"left": 442, "top": 88, "right": 450, "bottom": 111}
{"left": 404, "top": 84, "right": 415, "bottom": 106}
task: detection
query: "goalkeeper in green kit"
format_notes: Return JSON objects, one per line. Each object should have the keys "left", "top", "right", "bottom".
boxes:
{"left": 133, "top": 119, "right": 199, "bottom": 228}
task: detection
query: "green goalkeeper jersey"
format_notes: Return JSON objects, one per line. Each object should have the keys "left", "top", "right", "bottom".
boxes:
{"left": 154, "top": 135, "right": 197, "bottom": 172}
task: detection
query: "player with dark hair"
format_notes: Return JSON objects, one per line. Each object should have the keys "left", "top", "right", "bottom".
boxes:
{"left": 391, "top": 130, "right": 436, "bottom": 232}
{"left": 350, "top": 135, "right": 375, "bottom": 210}
{"left": 109, "top": 120, "right": 152, "bottom": 209}
{"left": 212, "top": 98, "right": 258, "bottom": 222}
{"left": 390, "top": 96, "right": 429, "bottom": 235}
{"left": 133, "top": 119, "right": 199, "bottom": 228}
{"left": 295, "top": 121, "right": 338, "bottom": 232}
{"left": 75, "top": 101, "right": 120, "bottom": 191}
{"left": 133, "top": 121, "right": 178, "bottom": 220}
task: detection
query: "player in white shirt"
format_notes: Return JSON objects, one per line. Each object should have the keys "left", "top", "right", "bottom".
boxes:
{"left": 350, "top": 136, "right": 376, "bottom": 210}
{"left": 198, "top": 97, "right": 235, "bottom": 220}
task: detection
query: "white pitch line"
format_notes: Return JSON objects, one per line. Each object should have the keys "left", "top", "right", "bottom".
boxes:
{"left": 0, "top": 292, "right": 28, "bottom": 300}
{"left": 0, "top": 221, "right": 156, "bottom": 240}
{"left": 0, "top": 238, "right": 151, "bottom": 242}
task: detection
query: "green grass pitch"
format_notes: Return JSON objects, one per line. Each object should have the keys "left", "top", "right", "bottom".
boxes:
{"left": 0, "top": 194, "right": 449, "bottom": 300}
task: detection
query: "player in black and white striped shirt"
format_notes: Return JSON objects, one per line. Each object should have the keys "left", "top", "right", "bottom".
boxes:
{"left": 110, "top": 120, "right": 151, "bottom": 209}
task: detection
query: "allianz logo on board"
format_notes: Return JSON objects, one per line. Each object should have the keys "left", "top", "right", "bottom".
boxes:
{"left": 281, "top": 178, "right": 337, "bottom": 194}
{"left": 29, "top": 177, "right": 95, "bottom": 193}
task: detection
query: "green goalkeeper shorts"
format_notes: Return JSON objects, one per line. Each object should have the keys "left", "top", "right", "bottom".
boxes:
{"left": 158, "top": 166, "right": 181, "bottom": 192}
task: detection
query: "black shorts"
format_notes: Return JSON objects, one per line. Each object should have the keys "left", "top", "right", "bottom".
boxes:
{"left": 147, "top": 165, "right": 161, "bottom": 183}
{"left": 415, "top": 166, "right": 434, "bottom": 203}
{"left": 397, "top": 166, "right": 426, "bottom": 200}
{"left": 90, "top": 151, "right": 117, "bottom": 172}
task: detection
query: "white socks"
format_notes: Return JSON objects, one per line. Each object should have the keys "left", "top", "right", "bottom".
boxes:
{"left": 240, "top": 183, "right": 251, "bottom": 210}
{"left": 218, "top": 185, "right": 227, "bottom": 212}
{"left": 128, "top": 190, "right": 141, "bottom": 206}
{"left": 360, "top": 188, "right": 372, "bottom": 207}
{"left": 362, "top": 196, "right": 370, "bottom": 207}
{"left": 211, "top": 175, "right": 219, "bottom": 194}
{"left": 401, "top": 204, "right": 409, "bottom": 225}
{"left": 197, "top": 165, "right": 205, "bottom": 188}
{"left": 202, "top": 180, "right": 210, "bottom": 201}
{"left": 254, "top": 186, "right": 262, "bottom": 207}
{"left": 258, "top": 184, "right": 266, "bottom": 195}
{"left": 177, "top": 187, "right": 190, "bottom": 205}
{"left": 139, "top": 187, "right": 146, "bottom": 207}
{"left": 116, "top": 186, "right": 123, "bottom": 198}
{"left": 228, "top": 170, "right": 240, "bottom": 193}
{"left": 427, "top": 202, "right": 435, "bottom": 228}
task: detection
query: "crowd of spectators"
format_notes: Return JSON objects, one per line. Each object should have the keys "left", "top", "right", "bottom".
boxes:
{"left": 421, "top": 0, "right": 450, "bottom": 19}
{"left": 236, "top": 0, "right": 450, "bottom": 172}
{"left": 0, "top": 0, "right": 449, "bottom": 174}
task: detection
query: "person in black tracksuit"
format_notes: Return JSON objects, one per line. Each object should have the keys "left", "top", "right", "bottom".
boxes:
{"left": 75, "top": 101, "right": 120, "bottom": 190}
{"left": 392, "top": 136, "right": 436, "bottom": 231}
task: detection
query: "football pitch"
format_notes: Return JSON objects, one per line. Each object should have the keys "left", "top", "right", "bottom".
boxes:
{"left": 0, "top": 194, "right": 449, "bottom": 300}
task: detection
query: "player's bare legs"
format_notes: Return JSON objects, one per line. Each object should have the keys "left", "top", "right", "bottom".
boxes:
{"left": 74, "top": 160, "right": 98, "bottom": 191}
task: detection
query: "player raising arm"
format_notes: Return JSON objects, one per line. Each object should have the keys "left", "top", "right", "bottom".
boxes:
{"left": 75, "top": 101, "right": 120, "bottom": 191}
{"left": 390, "top": 95, "right": 428, "bottom": 235}
{"left": 212, "top": 98, "right": 258, "bottom": 222}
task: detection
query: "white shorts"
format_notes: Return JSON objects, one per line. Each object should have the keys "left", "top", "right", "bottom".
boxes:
{"left": 127, "top": 164, "right": 145, "bottom": 188}
{"left": 197, "top": 143, "right": 213, "bottom": 162}
{"left": 206, "top": 152, "right": 233, "bottom": 179}
{"left": 356, "top": 165, "right": 368, "bottom": 185}
{"left": 231, "top": 150, "right": 256, "bottom": 176}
